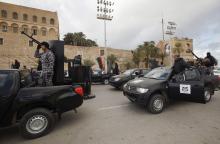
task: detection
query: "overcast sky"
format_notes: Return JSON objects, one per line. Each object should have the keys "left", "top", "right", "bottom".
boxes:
{"left": 1, "top": 0, "right": 220, "bottom": 61}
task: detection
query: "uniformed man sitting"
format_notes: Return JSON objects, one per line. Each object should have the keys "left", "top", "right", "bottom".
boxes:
{"left": 34, "top": 42, "right": 55, "bottom": 86}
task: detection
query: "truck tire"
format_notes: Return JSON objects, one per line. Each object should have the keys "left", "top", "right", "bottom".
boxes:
{"left": 204, "top": 87, "right": 212, "bottom": 103}
{"left": 147, "top": 94, "right": 165, "bottom": 114}
{"left": 20, "top": 108, "right": 55, "bottom": 139}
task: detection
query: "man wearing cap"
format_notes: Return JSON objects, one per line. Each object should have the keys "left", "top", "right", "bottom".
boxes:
{"left": 34, "top": 42, "right": 55, "bottom": 86}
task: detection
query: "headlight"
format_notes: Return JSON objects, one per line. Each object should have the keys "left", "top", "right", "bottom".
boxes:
{"left": 123, "top": 83, "right": 128, "bottom": 88}
{"left": 114, "top": 78, "right": 121, "bottom": 81}
{"left": 136, "top": 88, "right": 149, "bottom": 93}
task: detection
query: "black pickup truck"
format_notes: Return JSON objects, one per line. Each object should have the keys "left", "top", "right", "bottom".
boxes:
{"left": 0, "top": 69, "right": 83, "bottom": 139}
{"left": 123, "top": 67, "right": 220, "bottom": 114}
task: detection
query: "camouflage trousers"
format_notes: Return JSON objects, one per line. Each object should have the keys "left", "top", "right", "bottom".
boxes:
{"left": 41, "top": 71, "right": 54, "bottom": 86}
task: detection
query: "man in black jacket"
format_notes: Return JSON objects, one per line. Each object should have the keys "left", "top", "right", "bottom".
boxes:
{"left": 172, "top": 54, "right": 189, "bottom": 75}
{"left": 205, "top": 52, "right": 217, "bottom": 67}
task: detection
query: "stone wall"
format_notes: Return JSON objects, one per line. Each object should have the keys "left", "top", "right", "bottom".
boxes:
{"left": 64, "top": 45, "right": 133, "bottom": 71}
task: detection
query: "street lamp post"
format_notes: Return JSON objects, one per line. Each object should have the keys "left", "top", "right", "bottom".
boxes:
{"left": 165, "top": 21, "right": 177, "bottom": 65}
{"left": 97, "top": 0, "right": 114, "bottom": 73}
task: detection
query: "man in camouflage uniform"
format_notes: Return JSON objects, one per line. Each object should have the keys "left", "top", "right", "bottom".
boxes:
{"left": 34, "top": 42, "right": 55, "bottom": 86}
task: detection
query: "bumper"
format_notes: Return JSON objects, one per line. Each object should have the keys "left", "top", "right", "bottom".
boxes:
{"left": 123, "top": 90, "right": 148, "bottom": 105}
{"left": 109, "top": 80, "right": 125, "bottom": 88}
{"left": 57, "top": 93, "right": 83, "bottom": 113}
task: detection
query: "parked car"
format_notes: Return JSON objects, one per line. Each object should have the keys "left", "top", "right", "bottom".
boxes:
{"left": 213, "top": 67, "right": 220, "bottom": 88}
{"left": 91, "top": 69, "right": 112, "bottom": 84}
{"left": 109, "top": 68, "right": 150, "bottom": 89}
{"left": 123, "top": 67, "right": 220, "bottom": 114}
{"left": 214, "top": 67, "right": 220, "bottom": 77}
{"left": 0, "top": 69, "right": 83, "bottom": 139}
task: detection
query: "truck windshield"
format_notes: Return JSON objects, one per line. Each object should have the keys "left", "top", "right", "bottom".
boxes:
{"left": 144, "top": 67, "right": 171, "bottom": 80}
{"left": 123, "top": 69, "right": 135, "bottom": 75}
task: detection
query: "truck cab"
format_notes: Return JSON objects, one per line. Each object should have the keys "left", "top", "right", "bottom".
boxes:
{"left": 123, "top": 67, "right": 220, "bottom": 114}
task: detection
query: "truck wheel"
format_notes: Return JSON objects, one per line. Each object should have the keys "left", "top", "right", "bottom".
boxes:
{"left": 104, "top": 79, "right": 109, "bottom": 85}
{"left": 20, "top": 108, "right": 55, "bottom": 139}
{"left": 147, "top": 94, "right": 165, "bottom": 114}
{"left": 204, "top": 87, "right": 212, "bottom": 103}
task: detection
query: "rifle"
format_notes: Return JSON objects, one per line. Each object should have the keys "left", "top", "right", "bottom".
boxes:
{"left": 21, "top": 31, "right": 41, "bottom": 45}
{"left": 186, "top": 49, "right": 203, "bottom": 64}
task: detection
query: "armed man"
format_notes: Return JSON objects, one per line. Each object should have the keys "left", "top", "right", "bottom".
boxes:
{"left": 34, "top": 42, "right": 55, "bottom": 86}
{"left": 204, "top": 52, "right": 217, "bottom": 67}
{"left": 172, "top": 54, "right": 189, "bottom": 76}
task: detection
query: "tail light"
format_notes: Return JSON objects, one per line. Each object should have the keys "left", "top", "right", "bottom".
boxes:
{"left": 74, "top": 87, "right": 84, "bottom": 97}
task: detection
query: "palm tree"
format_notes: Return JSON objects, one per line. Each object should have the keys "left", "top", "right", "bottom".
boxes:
{"left": 142, "top": 41, "right": 159, "bottom": 68}
{"left": 132, "top": 49, "right": 141, "bottom": 67}
{"left": 107, "top": 54, "right": 118, "bottom": 72}
{"left": 107, "top": 54, "right": 118, "bottom": 66}
{"left": 158, "top": 51, "right": 166, "bottom": 64}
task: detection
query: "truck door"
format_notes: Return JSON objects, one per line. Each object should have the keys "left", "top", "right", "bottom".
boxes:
{"left": 169, "top": 69, "right": 205, "bottom": 103}
{"left": 0, "top": 72, "right": 16, "bottom": 121}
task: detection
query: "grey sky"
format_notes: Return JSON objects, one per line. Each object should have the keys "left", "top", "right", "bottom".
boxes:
{"left": 1, "top": 0, "right": 220, "bottom": 60}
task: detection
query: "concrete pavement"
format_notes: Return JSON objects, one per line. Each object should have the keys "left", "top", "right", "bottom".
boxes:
{"left": 0, "top": 85, "right": 220, "bottom": 144}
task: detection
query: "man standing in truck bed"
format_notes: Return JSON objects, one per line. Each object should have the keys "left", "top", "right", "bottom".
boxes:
{"left": 35, "top": 42, "right": 55, "bottom": 86}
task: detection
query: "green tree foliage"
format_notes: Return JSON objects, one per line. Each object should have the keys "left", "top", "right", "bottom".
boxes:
{"left": 124, "top": 61, "right": 136, "bottom": 69}
{"left": 132, "top": 41, "right": 160, "bottom": 68}
{"left": 173, "top": 42, "right": 184, "bottom": 55}
{"left": 83, "top": 59, "right": 95, "bottom": 66}
{"left": 107, "top": 54, "right": 118, "bottom": 66}
{"left": 107, "top": 54, "right": 118, "bottom": 72}
{"left": 158, "top": 51, "right": 166, "bottom": 64}
{"left": 64, "top": 32, "right": 98, "bottom": 47}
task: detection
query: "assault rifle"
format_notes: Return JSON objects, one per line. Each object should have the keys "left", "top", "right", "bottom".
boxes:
{"left": 186, "top": 49, "right": 203, "bottom": 64}
{"left": 21, "top": 31, "right": 41, "bottom": 45}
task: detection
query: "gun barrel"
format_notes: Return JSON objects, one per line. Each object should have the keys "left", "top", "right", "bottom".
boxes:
{"left": 21, "top": 31, "right": 41, "bottom": 45}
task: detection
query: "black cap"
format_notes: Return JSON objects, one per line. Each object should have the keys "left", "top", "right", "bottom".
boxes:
{"left": 41, "top": 41, "right": 49, "bottom": 49}
{"left": 207, "top": 52, "right": 211, "bottom": 56}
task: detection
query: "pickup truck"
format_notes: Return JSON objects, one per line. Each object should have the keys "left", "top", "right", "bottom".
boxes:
{"left": 0, "top": 69, "right": 83, "bottom": 139}
{"left": 123, "top": 67, "right": 220, "bottom": 114}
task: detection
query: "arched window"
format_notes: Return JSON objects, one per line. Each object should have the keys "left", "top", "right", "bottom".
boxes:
{"left": 23, "top": 14, "right": 28, "bottom": 21}
{"left": 42, "top": 17, "right": 46, "bottom": 23}
{"left": 31, "top": 26, "right": 38, "bottom": 35}
{"left": 33, "top": 15, "right": 37, "bottom": 22}
{"left": 0, "top": 22, "right": 8, "bottom": 32}
{"left": 49, "top": 28, "right": 56, "bottom": 37}
{"left": 12, "top": 12, "right": 18, "bottom": 19}
{"left": 41, "top": 27, "right": 47, "bottom": 36}
{"left": 1, "top": 10, "right": 7, "bottom": 18}
{"left": 22, "top": 25, "right": 28, "bottom": 33}
{"left": 50, "top": 18, "right": 55, "bottom": 25}
{"left": 11, "top": 23, "right": 19, "bottom": 33}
